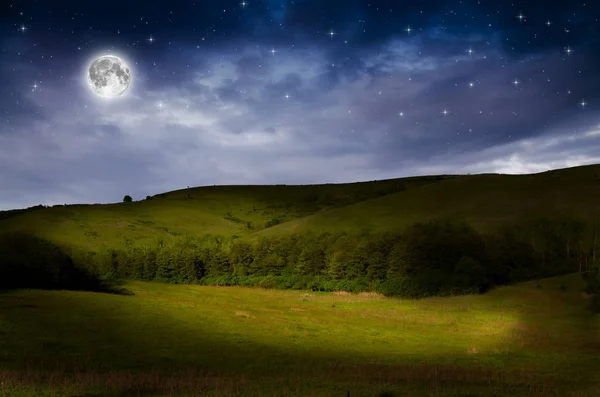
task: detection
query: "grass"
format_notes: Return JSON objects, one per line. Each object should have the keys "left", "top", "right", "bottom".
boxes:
{"left": 255, "top": 165, "right": 600, "bottom": 237}
{"left": 0, "top": 174, "right": 444, "bottom": 250}
{"left": 0, "top": 273, "right": 598, "bottom": 396}
{"left": 3, "top": 164, "right": 600, "bottom": 251}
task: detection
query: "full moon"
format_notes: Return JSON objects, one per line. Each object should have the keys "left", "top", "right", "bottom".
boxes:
{"left": 87, "top": 55, "right": 131, "bottom": 98}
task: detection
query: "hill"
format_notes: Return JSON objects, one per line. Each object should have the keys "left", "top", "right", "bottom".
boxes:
{"left": 0, "top": 175, "right": 453, "bottom": 249}
{"left": 3, "top": 164, "right": 600, "bottom": 252}
{"left": 254, "top": 163, "right": 600, "bottom": 238}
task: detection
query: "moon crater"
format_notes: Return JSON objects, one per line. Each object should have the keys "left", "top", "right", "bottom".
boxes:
{"left": 87, "top": 55, "right": 131, "bottom": 98}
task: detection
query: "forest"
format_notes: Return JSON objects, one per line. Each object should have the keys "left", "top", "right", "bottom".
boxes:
{"left": 2, "top": 217, "right": 599, "bottom": 310}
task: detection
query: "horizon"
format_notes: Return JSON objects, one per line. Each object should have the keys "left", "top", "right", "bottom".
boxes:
{"left": 0, "top": 163, "right": 589, "bottom": 212}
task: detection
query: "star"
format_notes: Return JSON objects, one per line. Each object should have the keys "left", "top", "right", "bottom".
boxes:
{"left": 513, "top": 78, "right": 520, "bottom": 87}
{"left": 469, "top": 82, "right": 474, "bottom": 87}
{"left": 328, "top": 30, "right": 336, "bottom": 38}
{"left": 240, "top": 1, "right": 248, "bottom": 8}
{"left": 270, "top": 48, "right": 277, "bottom": 54}
{"left": 580, "top": 99, "right": 587, "bottom": 108}
{"left": 565, "top": 46, "right": 572, "bottom": 55}
{"left": 546, "top": 20, "right": 552, "bottom": 27}
{"left": 405, "top": 25, "right": 412, "bottom": 34}
{"left": 467, "top": 47, "right": 474, "bottom": 56}
{"left": 399, "top": 112, "right": 404, "bottom": 117}
{"left": 157, "top": 101, "right": 164, "bottom": 109}
{"left": 18, "top": 24, "right": 27, "bottom": 33}
{"left": 147, "top": 36, "right": 155, "bottom": 43}
{"left": 284, "top": 93, "right": 290, "bottom": 99}
{"left": 516, "top": 12, "right": 525, "bottom": 22}
{"left": 31, "top": 82, "right": 39, "bottom": 92}
{"left": 442, "top": 109, "right": 449, "bottom": 116}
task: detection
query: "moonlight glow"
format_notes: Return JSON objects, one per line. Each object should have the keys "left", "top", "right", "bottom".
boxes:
{"left": 87, "top": 55, "right": 131, "bottom": 98}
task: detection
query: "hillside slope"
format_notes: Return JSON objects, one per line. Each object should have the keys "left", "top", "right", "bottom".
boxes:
{"left": 2, "top": 163, "right": 600, "bottom": 250}
{"left": 253, "top": 164, "right": 600, "bottom": 238}
{"left": 0, "top": 175, "right": 450, "bottom": 249}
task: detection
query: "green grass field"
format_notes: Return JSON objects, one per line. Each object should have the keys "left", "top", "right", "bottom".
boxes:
{"left": 0, "top": 273, "right": 598, "bottom": 396}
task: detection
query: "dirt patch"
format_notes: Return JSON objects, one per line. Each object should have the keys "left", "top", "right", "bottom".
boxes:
{"left": 299, "top": 294, "right": 313, "bottom": 301}
{"left": 358, "top": 291, "right": 383, "bottom": 298}
{"left": 235, "top": 311, "right": 252, "bottom": 318}
{"left": 332, "top": 291, "right": 351, "bottom": 296}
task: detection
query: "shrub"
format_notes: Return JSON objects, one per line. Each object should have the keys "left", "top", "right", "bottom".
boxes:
{"left": 453, "top": 256, "right": 489, "bottom": 292}
{"left": 377, "top": 277, "right": 425, "bottom": 298}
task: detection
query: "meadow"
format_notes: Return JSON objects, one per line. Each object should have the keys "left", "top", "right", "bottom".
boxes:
{"left": 0, "top": 274, "right": 598, "bottom": 396}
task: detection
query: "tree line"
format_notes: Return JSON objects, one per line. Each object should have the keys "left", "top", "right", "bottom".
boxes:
{"left": 1, "top": 217, "right": 599, "bottom": 308}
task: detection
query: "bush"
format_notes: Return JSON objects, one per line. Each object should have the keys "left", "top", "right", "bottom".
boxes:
{"left": 377, "top": 277, "right": 425, "bottom": 298}
{"left": 123, "top": 195, "right": 133, "bottom": 203}
{"left": 453, "top": 256, "right": 489, "bottom": 292}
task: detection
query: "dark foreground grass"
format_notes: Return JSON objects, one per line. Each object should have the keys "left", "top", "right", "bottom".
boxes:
{"left": 0, "top": 274, "right": 598, "bottom": 396}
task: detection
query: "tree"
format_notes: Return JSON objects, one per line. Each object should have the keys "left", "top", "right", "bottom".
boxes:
{"left": 229, "top": 241, "right": 254, "bottom": 277}
{"left": 453, "top": 256, "right": 489, "bottom": 293}
{"left": 123, "top": 195, "right": 133, "bottom": 203}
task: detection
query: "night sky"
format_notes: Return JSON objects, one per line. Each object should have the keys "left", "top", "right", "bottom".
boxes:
{"left": 1, "top": 0, "right": 600, "bottom": 210}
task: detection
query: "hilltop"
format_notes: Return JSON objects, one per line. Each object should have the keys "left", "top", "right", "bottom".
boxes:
{"left": 2, "top": 163, "right": 600, "bottom": 251}
{"left": 0, "top": 174, "right": 453, "bottom": 249}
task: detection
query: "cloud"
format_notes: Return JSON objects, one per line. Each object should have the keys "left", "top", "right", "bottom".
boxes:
{"left": 1, "top": 23, "right": 600, "bottom": 210}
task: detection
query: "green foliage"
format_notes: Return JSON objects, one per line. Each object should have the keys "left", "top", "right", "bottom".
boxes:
{"left": 296, "top": 234, "right": 328, "bottom": 276}
{"left": 63, "top": 217, "right": 597, "bottom": 298}
{"left": 142, "top": 245, "right": 158, "bottom": 281}
{"left": 326, "top": 234, "right": 361, "bottom": 279}
{"left": 452, "top": 256, "right": 489, "bottom": 293}
{"left": 264, "top": 217, "right": 281, "bottom": 228}
{"left": 229, "top": 240, "right": 254, "bottom": 276}
{"left": 376, "top": 277, "right": 424, "bottom": 298}
{"left": 3, "top": 212, "right": 595, "bottom": 300}
{"left": 123, "top": 195, "right": 133, "bottom": 203}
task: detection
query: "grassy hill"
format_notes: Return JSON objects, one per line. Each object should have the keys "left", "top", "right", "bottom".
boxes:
{"left": 0, "top": 273, "right": 597, "bottom": 396}
{"left": 0, "top": 175, "right": 452, "bottom": 249}
{"left": 255, "top": 164, "right": 600, "bottom": 238}
{"left": 2, "top": 163, "right": 600, "bottom": 251}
